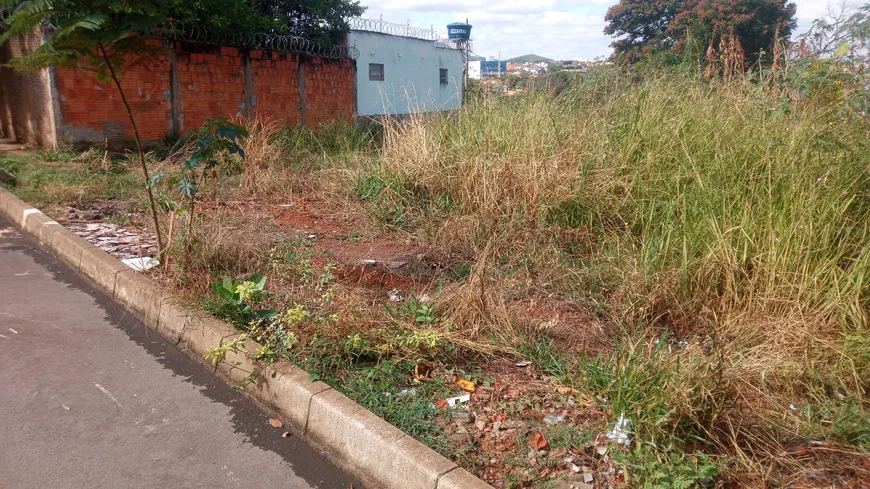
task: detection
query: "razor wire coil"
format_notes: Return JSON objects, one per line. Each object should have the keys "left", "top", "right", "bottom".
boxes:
{"left": 160, "top": 23, "right": 359, "bottom": 60}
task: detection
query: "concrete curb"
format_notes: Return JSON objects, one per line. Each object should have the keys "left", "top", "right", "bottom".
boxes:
{"left": 0, "top": 187, "right": 492, "bottom": 489}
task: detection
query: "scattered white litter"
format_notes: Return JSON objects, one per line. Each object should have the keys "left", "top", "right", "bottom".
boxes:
{"left": 388, "top": 288, "right": 404, "bottom": 302}
{"left": 121, "top": 257, "right": 159, "bottom": 271}
{"left": 606, "top": 413, "right": 632, "bottom": 445}
{"left": 9, "top": 328, "right": 18, "bottom": 334}
{"left": 445, "top": 394, "right": 471, "bottom": 407}
{"left": 62, "top": 404, "right": 71, "bottom": 411}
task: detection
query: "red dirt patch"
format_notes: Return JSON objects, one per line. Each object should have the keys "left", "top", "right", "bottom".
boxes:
{"left": 513, "top": 300, "right": 610, "bottom": 356}
{"left": 272, "top": 198, "right": 466, "bottom": 292}
{"left": 274, "top": 209, "right": 347, "bottom": 234}
{"left": 339, "top": 266, "right": 423, "bottom": 292}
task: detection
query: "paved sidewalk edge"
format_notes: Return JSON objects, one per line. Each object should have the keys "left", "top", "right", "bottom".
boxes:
{"left": 0, "top": 187, "right": 492, "bottom": 489}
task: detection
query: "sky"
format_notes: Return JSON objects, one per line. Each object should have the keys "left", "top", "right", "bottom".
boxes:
{"left": 357, "top": 0, "right": 865, "bottom": 61}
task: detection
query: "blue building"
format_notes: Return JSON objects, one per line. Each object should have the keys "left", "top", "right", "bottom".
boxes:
{"left": 348, "top": 19, "right": 464, "bottom": 116}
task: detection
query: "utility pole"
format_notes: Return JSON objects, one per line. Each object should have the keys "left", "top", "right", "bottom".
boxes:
{"left": 464, "top": 18, "right": 469, "bottom": 91}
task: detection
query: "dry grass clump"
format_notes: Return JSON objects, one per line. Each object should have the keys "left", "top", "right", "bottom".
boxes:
{"left": 435, "top": 241, "right": 518, "bottom": 350}
{"left": 365, "top": 72, "right": 868, "bottom": 343}
{"left": 236, "top": 115, "right": 282, "bottom": 192}
{"left": 371, "top": 96, "right": 608, "bottom": 250}
{"left": 164, "top": 209, "right": 276, "bottom": 296}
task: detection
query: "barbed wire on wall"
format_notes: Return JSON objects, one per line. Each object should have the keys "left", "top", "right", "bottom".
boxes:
{"left": 0, "top": 11, "right": 358, "bottom": 60}
{"left": 159, "top": 23, "right": 359, "bottom": 60}
{"left": 2, "top": 12, "right": 468, "bottom": 59}
{"left": 348, "top": 17, "right": 440, "bottom": 41}
{"left": 349, "top": 18, "right": 464, "bottom": 51}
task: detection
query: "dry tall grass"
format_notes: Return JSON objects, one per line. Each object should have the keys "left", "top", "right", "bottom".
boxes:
{"left": 337, "top": 69, "right": 870, "bottom": 480}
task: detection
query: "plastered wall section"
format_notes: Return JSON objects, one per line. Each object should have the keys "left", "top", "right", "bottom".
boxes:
{"left": 348, "top": 31, "right": 463, "bottom": 116}
{"left": 0, "top": 28, "right": 56, "bottom": 148}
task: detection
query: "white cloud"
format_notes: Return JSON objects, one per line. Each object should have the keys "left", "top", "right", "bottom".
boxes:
{"left": 794, "top": 0, "right": 865, "bottom": 34}
{"left": 360, "top": 0, "right": 858, "bottom": 61}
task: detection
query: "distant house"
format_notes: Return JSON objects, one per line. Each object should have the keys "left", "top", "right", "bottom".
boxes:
{"left": 468, "top": 61, "right": 481, "bottom": 80}
{"left": 348, "top": 19, "right": 464, "bottom": 116}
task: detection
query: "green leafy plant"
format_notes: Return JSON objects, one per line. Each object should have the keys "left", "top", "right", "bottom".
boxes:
{"left": 614, "top": 447, "right": 719, "bottom": 489}
{"left": 166, "top": 119, "right": 248, "bottom": 249}
{"left": 415, "top": 305, "right": 439, "bottom": 326}
{"left": 318, "top": 262, "right": 336, "bottom": 290}
{"left": 396, "top": 329, "right": 444, "bottom": 350}
{"left": 344, "top": 333, "right": 374, "bottom": 360}
{"left": 210, "top": 273, "right": 271, "bottom": 324}
{"left": 203, "top": 335, "right": 246, "bottom": 366}
{"left": 253, "top": 0, "right": 366, "bottom": 43}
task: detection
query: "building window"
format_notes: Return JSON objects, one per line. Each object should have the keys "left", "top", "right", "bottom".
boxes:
{"left": 369, "top": 63, "right": 384, "bottom": 81}
{"left": 440, "top": 68, "right": 448, "bottom": 85}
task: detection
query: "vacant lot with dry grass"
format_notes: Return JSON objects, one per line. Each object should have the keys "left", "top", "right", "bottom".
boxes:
{"left": 2, "top": 67, "right": 868, "bottom": 488}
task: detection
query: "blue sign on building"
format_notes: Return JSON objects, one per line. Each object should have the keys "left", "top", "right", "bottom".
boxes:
{"left": 481, "top": 60, "right": 507, "bottom": 77}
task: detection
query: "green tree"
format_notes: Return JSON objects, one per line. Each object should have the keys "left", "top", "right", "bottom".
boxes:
{"left": 604, "top": 0, "right": 796, "bottom": 64}
{"left": 671, "top": 0, "right": 796, "bottom": 63}
{"left": 251, "top": 0, "right": 365, "bottom": 43}
{"left": 164, "top": 0, "right": 272, "bottom": 35}
{"left": 0, "top": 0, "right": 168, "bottom": 250}
{"left": 604, "top": 0, "right": 684, "bottom": 62}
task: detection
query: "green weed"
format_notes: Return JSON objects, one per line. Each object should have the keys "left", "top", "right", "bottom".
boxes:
{"left": 614, "top": 446, "right": 719, "bottom": 489}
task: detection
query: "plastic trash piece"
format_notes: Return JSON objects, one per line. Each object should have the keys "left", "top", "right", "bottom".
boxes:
{"left": 121, "top": 257, "right": 159, "bottom": 271}
{"left": 543, "top": 414, "right": 565, "bottom": 424}
{"left": 606, "top": 413, "right": 632, "bottom": 445}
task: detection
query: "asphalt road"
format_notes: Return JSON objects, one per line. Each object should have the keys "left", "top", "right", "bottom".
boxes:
{"left": 0, "top": 215, "right": 362, "bottom": 489}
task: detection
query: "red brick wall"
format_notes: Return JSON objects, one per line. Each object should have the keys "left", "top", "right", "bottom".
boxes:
{"left": 304, "top": 58, "right": 355, "bottom": 126}
{"left": 43, "top": 41, "right": 355, "bottom": 147}
{"left": 53, "top": 55, "right": 172, "bottom": 146}
{"left": 250, "top": 50, "right": 301, "bottom": 125}
{"left": 0, "top": 28, "right": 55, "bottom": 147}
{"left": 175, "top": 44, "right": 247, "bottom": 132}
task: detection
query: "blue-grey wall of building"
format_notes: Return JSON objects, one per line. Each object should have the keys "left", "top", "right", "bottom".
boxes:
{"left": 348, "top": 31, "right": 463, "bottom": 116}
